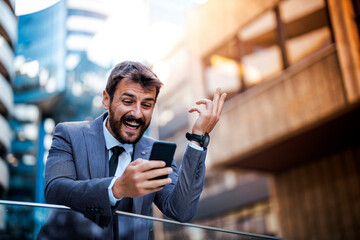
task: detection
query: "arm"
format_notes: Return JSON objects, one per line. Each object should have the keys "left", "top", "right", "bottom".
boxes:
{"left": 154, "top": 145, "right": 206, "bottom": 222}
{"left": 44, "top": 123, "right": 113, "bottom": 226}
{"left": 155, "top": 88, "right": 227, "bottom": 222}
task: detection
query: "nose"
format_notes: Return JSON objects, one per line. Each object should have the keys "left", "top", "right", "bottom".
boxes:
{"left": 131, "top": 103, "right": 142, "bottom": 118}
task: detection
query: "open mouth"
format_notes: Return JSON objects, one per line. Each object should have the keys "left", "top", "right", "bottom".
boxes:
{"left": 123, "top": 120, "right": 141, "bottom": 130}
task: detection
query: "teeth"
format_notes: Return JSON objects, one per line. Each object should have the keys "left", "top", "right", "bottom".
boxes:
{"left": 124, "top": 120, "right": 140, "bottom": 129}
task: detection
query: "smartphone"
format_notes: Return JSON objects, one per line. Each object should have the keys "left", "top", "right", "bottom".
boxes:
{"left": 149, "top": 141, "right": 177, "bottom": 179}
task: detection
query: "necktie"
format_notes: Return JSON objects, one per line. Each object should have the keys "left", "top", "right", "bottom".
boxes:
{"left": 109, "top": 146, "right": 131, "bottom": 240}
{"left": 109, "top": 146, "right": 124, "bottom": 177}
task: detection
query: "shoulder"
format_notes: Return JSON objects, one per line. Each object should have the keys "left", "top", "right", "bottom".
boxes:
{"left": 54, "top": 120, "right": 91, "bottom": 133}
{"left": 54, "top": 112, "right": 106, "bottom": 135}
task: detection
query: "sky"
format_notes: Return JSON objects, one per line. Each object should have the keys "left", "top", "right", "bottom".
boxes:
{"left": 15, "top": 0, "right": 61, "bottom": 15}
{"left": 15, "top": 0, "right": 185, "bottom": 68}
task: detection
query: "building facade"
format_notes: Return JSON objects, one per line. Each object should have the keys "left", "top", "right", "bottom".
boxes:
{"left": 0, "top": 0, "right": 16, "bottom": 199}
{"left": 153, "top": 0, "right": 360, "bottom": 239}
{"left": 51, "top": 0, "right": 111, "bottom": 123}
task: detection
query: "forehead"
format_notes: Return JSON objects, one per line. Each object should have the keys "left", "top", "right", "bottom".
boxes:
{"left": 115, "top": 78, "right": 156, "bottom": 98}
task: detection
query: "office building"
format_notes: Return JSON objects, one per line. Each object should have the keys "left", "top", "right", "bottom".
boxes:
{"left": 0, "top": 0, "right": 17, "bottom": 198}
{"left": 153, "top": 0, "right": 360, "bottom": 239}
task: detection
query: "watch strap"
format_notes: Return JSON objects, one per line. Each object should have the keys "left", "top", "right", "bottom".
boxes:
{"left": 185, "top": 132, "right": 210, "bottom": 149}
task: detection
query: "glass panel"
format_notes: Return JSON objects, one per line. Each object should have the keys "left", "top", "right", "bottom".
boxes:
{"left": 204, "top": 38, "right": 242, "bottom": 98}
{"left": 205, "top": 55, "right": 242, "bottom": 96}
{"left": 238, "top": 10, "right": 282, "bottom": 87}
{"left": 279, "top": 0, "right": 332, "bottom": 64}
{"left": 0, "top": 201, "right": 285, "bottom": 240}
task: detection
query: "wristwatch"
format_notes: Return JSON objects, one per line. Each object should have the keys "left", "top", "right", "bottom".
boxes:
{"left": 185, "top": 132, "right": 210, "bottom": 149}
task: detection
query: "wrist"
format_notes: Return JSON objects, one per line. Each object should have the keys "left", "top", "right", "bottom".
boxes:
{"left": 192, "top": 129, "right": 205, "bottom": 135}
{"left": 186, "top": 132, "right": 210, "bottom": 150}
{"left": 112, "top": 178, "right": 124, "bottom": 199}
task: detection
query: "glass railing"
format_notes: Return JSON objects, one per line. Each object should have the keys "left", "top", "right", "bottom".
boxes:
{"left": 0, "top": 200, "right": 287, "bottom": 240}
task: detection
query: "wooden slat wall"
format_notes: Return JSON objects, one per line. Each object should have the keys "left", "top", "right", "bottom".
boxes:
{"left": 271, "top": 144, "right": 360, "bottom": 240}
{"left": 209, "top": 47, "right": 347, "bottom": 168}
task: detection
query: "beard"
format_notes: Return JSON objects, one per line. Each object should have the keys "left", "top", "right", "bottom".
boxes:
{"left": 108, "top": 106, "right": 150, "bottom": 144}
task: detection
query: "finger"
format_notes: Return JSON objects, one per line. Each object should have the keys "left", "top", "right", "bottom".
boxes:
{"left": 189, "top": 99, "right": 212, "bottom": 114}
{"left": 137, "top": 160, "right": 166, "bottom": 172}
{"left": 217, "top": 92, "right": 227, "bottom": 117}
{"left": 188, "top": 106, "right": 201, "bottom": 114}
{"left": 195, "top": 99, "right": 212, "bottom": 108}
{"left": 144, "top": 167, "right": 172, "bottom": 180}
{"left": 212, "top": 88, "right": 221, "bottom": 114}
{"left": 131, "top": 158, "right": 144, "bottom": 166}
{"left": 145, "top": 177, "right": 172, "bottom": 189}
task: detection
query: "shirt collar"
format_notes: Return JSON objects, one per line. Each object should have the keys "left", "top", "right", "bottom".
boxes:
{"left": 103, "top": 115, "right": 133, "bottom": 155}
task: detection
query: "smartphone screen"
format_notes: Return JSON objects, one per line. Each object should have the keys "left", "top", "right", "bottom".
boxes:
{"left": 149, "top": 141, "right": 176, "bottom": 179}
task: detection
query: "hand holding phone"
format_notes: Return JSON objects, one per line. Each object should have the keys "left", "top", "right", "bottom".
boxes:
{"left": 149, "top": 141, "right": 176, "bottom": 179}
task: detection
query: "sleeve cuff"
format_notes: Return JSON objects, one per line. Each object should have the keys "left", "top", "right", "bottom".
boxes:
{"left": 108, "top": 176, "right": 122, "bottom": 206}
{"left": 188, "top": 141, "right": 204, "bottom": 151}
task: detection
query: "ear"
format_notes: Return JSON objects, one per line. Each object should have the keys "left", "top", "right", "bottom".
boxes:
{"left": 102, "top": 90, "right": 110, "bottom": 110}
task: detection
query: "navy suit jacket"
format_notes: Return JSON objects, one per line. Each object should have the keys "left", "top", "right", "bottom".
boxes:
{"left": 37, "top": 112, "right": 207, "bottom": 239}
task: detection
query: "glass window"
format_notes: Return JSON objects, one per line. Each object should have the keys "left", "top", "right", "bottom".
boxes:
{"left": 205, "top": 54, "right": 242, "bottom": 96}
{"left": 279, "top": 0, "right": 332, "bottom": 64}
{"left": 238, "top": 10, "right": 283, "bottom": 87}
{"left": 203, "top": 0, "right": 334, "bottom": 98}
{"left": 203, "top": 37, "right": 242, "bottom": 97}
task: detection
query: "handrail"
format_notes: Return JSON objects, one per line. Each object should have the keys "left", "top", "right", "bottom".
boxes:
{"left": 0, "top": 200, "right": 288, "bottom": 240}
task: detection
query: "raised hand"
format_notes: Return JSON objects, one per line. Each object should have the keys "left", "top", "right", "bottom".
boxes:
{"left": 188, "top": 88, "right": 227, "bottom": 135}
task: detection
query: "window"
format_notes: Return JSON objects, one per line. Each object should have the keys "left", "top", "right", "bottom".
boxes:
{"left": 238, "top": 10, "right": 282, "bottom": 87}
{"left": 203, "top": 0, "right": 333, "bottom": 99}
{"left": 279, "top": 0, "right": 332, "bottom": 64}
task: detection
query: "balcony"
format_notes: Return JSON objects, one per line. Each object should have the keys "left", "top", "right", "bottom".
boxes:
{"left": 0, "top": 74, "right": 13, "bottom": 117}
{"left": 0, "top": 0, "right": 17, "bottom": 49}
{"left": 0, "top": 36, "right": 14, "bottom": 82}
{"left": 209, "top": 45, "right": 353, "bottom": 172}
{"left": 0, "top": 115, "right": 11, "bottom": 153}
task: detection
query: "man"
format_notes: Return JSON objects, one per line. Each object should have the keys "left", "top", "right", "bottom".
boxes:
{"left": 37, "top": 61, "right": 226, "bottom": 239}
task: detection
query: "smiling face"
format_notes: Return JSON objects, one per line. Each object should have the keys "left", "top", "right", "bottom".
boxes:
{"left": 103, "top": 78, "right": 156, "bottom": 144}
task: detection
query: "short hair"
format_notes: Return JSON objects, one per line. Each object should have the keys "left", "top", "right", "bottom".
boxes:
{"left": 105, "top": 61, "right": 163, "bottom": 101}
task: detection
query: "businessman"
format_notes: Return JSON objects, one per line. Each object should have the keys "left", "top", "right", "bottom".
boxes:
{"left": 37, "top": 61, "right": 226, "bottom": 239}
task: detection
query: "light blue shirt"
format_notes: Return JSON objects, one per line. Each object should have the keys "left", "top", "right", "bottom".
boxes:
{"left": 103, "top": 116, "right": 204, "bottom": 206}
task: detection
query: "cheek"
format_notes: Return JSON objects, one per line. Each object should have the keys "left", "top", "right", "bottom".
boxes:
{"left": 113, "top": 106, "right": 128, "bottom": 118}
{"left": 144, "top": 110, "right": 154, "bottom": 122}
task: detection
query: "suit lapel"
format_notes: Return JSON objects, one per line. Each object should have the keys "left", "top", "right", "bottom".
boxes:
{"left": 84, "top": 112, "right": 108, "bottom": 179}
{"left": 84, "top": 113, "right": 155, "bottom": 213}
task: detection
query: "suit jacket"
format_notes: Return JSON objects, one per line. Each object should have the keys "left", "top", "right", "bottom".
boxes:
{"left": 37, "top": 112, "right": 207, "bottom": 239}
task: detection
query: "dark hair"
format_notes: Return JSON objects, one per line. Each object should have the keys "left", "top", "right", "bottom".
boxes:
{"left": 105, "top": 61, "right": 163, "bottom": 101}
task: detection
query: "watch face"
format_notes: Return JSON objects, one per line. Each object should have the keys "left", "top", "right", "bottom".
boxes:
{"left": 203, "top": 133, "right": 210, "bottom": 148}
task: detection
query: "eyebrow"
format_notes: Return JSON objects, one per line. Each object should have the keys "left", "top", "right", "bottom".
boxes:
{"left": 121, "top": 92, "right": 156, "bottom": 102}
